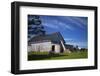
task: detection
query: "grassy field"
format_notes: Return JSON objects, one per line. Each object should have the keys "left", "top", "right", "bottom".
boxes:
{"left": 28, "top": 51, "right": 88, "bottom": 61}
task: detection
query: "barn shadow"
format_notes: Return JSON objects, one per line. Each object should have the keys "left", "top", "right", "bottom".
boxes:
{"left": 28, "top": 53, "right": 66, "bottom": 61}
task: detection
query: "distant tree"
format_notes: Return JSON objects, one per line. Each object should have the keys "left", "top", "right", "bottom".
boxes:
{"left": 28, "top": 15, "right": 46, "bottom": 39}
{"left": 76, "top": 45, "right": 79, "bottom": 50}
{"left": 80, "top": 48, "right": 87, "bottom": 51}
{"left": 73, "top": 45, "right": 79, "bottom": 52}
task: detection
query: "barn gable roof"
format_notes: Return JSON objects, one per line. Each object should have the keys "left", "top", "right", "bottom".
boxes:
{"left": 28, "top": 32, "right": 65, "bottom": 44}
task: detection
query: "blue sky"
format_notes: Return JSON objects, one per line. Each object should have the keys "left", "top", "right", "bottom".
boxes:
{"left": 29, "top": 15, "right": 88, "bottom": 48}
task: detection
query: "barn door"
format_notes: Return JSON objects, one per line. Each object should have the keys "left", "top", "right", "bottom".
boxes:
{"left": 52, "top": 45, "right": 55, "bottom": 52}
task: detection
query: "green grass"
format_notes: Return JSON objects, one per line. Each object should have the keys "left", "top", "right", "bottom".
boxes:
{"left": 28, "top": 51, "right": 88, "bottom": 61}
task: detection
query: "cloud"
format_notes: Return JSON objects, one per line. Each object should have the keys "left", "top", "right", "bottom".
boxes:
{"left": 42, "top": 16, "right": 87, "bottom": 31}
{"left": 57, "top": 21, "right": 74, "bottom": 31}
{"left": 43, "top": 23, "right": 59, "bottom": 29}
{"left": 65, "top": 24, "right": 74, "bottom": 31}
{"left": 72, "top": 17, "right": 87, "bottom": 26}
{"left": 43, "top": 19, "right": 74, "bottom": 31}
{"left": 66, "top": 17, "right": 87, "bottom": 29}
{"left": 53, "top": 16, "right": 87, "bottom": 30}
{"left": 64, "top": 38, "right": 74, "bottom": 42}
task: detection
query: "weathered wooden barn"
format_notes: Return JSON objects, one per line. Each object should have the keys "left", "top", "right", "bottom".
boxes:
{"left": 28, "top": 32, "right": 71, "bottom": 53}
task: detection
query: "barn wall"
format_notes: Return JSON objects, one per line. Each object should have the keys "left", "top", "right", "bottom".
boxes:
{"left": 28, "top": 46, "right": 32, "bottom": 52}
{"left": 31, "top": 42, "right": 52, "bottom": 52}
{"left": 52, "top": 44, "right": 60, "bottom": 53}
{"left": 28, "top": 42, "right": 61, "bottom": 53}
